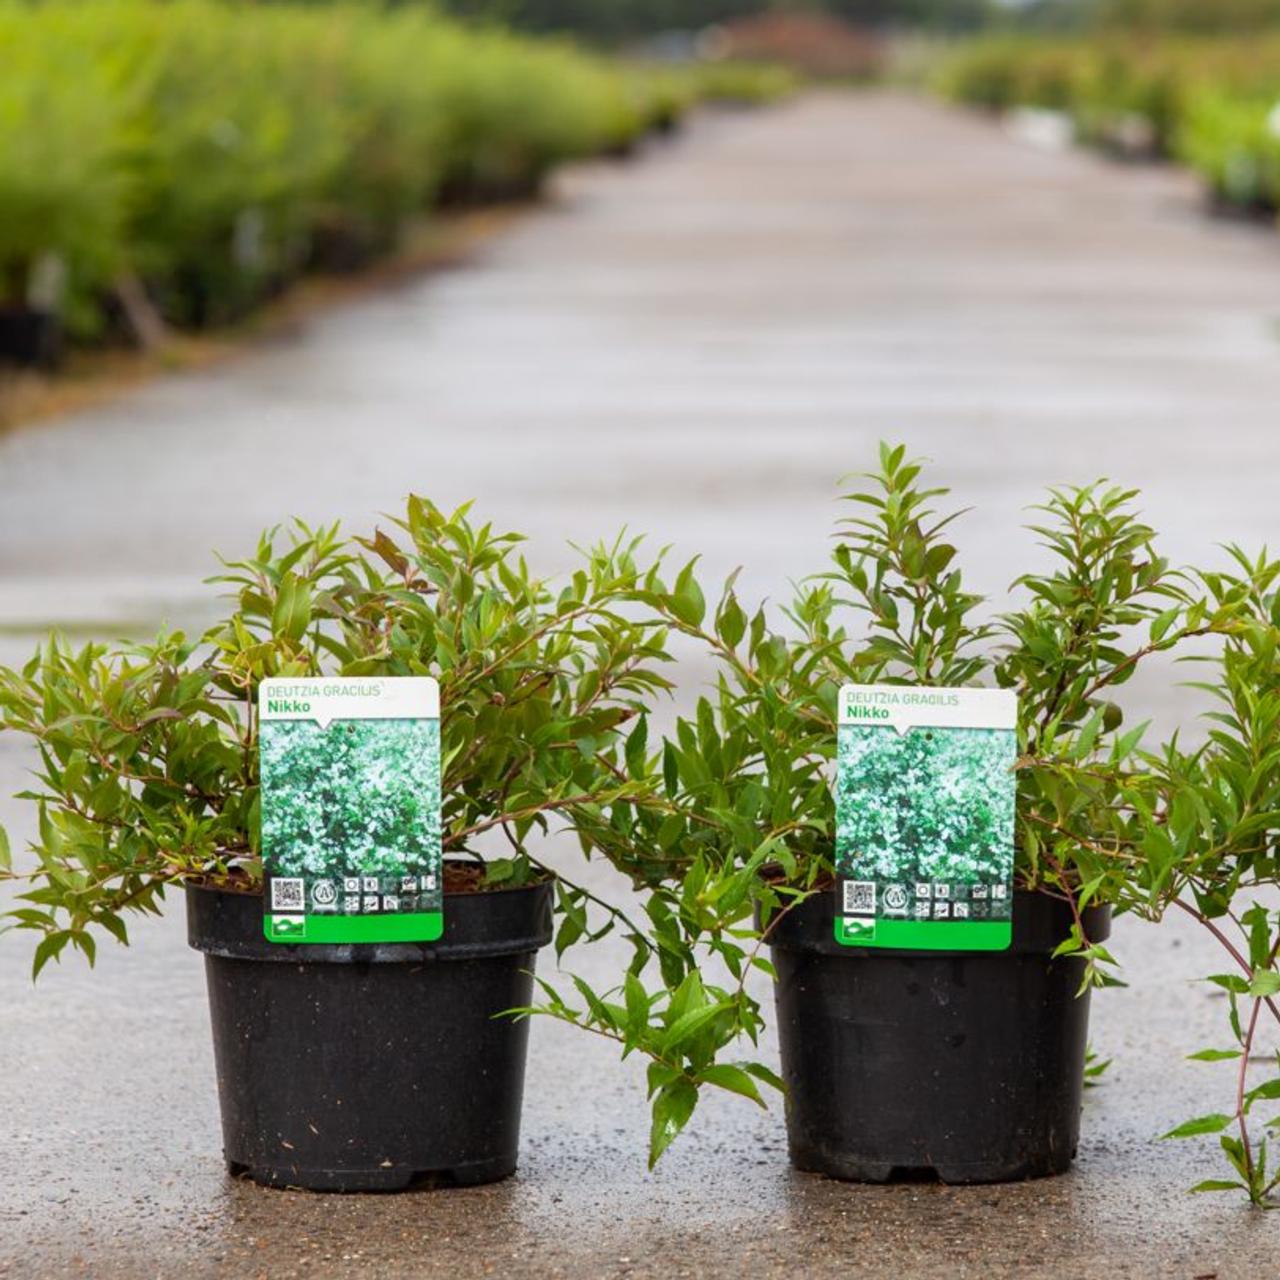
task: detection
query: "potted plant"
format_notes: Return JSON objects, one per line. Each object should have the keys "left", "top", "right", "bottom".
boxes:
{"left": 526, "top": 446, "right": 1280, "bottom": 1198}
{"left": 0, "top": 499, "right": 669, "bottom": 1191}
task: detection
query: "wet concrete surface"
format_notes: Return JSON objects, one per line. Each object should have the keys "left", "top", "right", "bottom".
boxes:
{"left": 2, "top": 91, "right": 1280, "bottom": 1276}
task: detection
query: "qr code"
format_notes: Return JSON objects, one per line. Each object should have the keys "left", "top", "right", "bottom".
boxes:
{"left": 271, "top": 878, "right": 305, "bottom": 911}
{"left": 843, "top": 880, "right": 876, "bottom": 916}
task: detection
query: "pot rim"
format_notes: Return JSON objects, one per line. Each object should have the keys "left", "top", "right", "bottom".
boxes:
{"left": 758, "top": 885, "right": 1111, "bottom": 959}
{"left": 186, "top": 874, "right": 556, "bottom": 964}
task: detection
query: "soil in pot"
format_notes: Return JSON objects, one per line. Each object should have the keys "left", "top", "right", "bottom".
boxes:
{"left": 187, "top": 868, "right": 553, "bottom": 1192}
{"left": 764, "top": 887, "right": 1110, "bottom": 1184}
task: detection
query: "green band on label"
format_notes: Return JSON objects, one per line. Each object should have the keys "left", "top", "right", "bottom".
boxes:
{"left": 266, "top": 912, "right": 444, "bottom": 944}
{"left": 835, "top": 917, "right": 1012, "bottom": 951}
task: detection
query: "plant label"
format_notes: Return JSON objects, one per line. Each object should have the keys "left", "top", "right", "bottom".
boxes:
{"left": 259, "top": 677, "right": 442, "bottom": 944}
{"left": 835, "top": 684, "right": 1017, "bottom": 951}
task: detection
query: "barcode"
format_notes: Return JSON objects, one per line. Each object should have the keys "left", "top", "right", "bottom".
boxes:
{"left": 271, "top": 878, "right": 305, "bottom": 911}
{"left": 843, "top": 880, "right": 876, "bottom": 916}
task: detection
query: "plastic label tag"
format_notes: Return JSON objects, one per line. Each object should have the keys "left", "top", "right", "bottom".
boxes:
{"left": 835, "top": 684, "right": 1016, "bottom": 951}
{"left": 260, "top": 677, "right": 442, "bottom": 944}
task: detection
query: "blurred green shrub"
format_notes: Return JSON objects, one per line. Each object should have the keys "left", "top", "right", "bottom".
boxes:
{"left": 0, "top": 7, "right": 129, "bottom": 334}
{"left": 687, "top": 62, "right": 800, "bottom": 107}
{"left": 939, "top": 35, "right": 1280, "bottom": 214}
{"left": 935, "top": 37, "right": 1039, "bottom": 113}
{"left": 1, "top": 0, "right": 767, "bottom": 340}
{"left": 1177, "top": 89, "right": 1280, "bottom": 210}
{"left": 116, "top": 6, "right": 354, "bottom": 327}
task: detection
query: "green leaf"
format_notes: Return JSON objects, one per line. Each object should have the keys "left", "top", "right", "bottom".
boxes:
{"left": 1245, "top": 905, "right": 1271, "bottom": 970}
{"left": 1205, "top": 973, "right": 1250, "bottom": 994}
{"left": 625, "top": 717, "right": 648, "bottom": 780}
{"left": 485, "top": 859, "right": 516, "bottom": 885}
{"left": 1187, "top": 1049, "right": 1243, "bottom": 1062}
{"left": 697, "top": 1063, "right": 765, "bottom": 1108}
{"left": 662, "top": 740, "right": 679, "bottom": 796}
{"left": 554, "top": 907, "right": 586, "bottom": 960}
{"left": 646, "top": 1060, "right": 681, "bottom": 1098}
{"left": 272, "top": 573, "right": 312, "bottom": 642}
{"left": 98, "top": 913, "right": 129, "bottom": 947}
{"left": 570, "top": 975, "right": 617, "bottom": 1031}
{"left": 31, "top": 931, "right": 69, "bottom": 980}
{"left": 924, "top": 543, "right": 956, "bottom": 575}
{"left": 1219, "top": 1134, "right": 1251, "bottom": 1182}
{"left": 1250, "top": 970, "right": 1280, "bottom": 998}
{"left": 717, "top": 595, "right": 746, "bottom": 650}
{"left": 742, "top": 1062, "right": 787, "bottom": 1093}
{"left": 649, "top": 1078, "right": 698, "bottom": 1167}
{"left": 623, "top": 972, "right": 650, "bottom": 1038}
{"left": 72, "top": 930, "right": 97, "bottom": 966}
{"left": 1162, "top": 1114, "right": 1234, "bottom": 1139}
{"left": 670, "top": 561, "right": 706, "bottom": 628}
{"left": 1190, "top": 1180, "right": 1246, "bottom": 1194}
{"left": 660, "top": 1002, "right": 724, "bottom": 1056}
{"left": 1149, "top": 606, "right": 1180, "bottom": 643}
{"left": 0, "top": 823, "right": 10, "bottom": 873}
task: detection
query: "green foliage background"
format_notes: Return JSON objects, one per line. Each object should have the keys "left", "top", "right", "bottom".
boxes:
{"left": 836, "top": 725, "right": 1014, "bottom": 891}
{"left": 441, "top": 0, "right": 992, "bottom": 40}
{"left": 260, "top": 718, "right": 441, "bottom": 880}
{"left": 0, "top": 0, "right": 728, "bottom": 333}
{"left": 938, "top": 35, "right": 1280, "bottom": 214}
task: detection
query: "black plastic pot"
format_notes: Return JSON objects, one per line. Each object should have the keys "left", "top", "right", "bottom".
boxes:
{"left": 187, "top": 878, "right": 553, "bottom": 1192}
{"left": 0, "top": 306, "right": 63, "bottom": 368}
{"left": 766, "top": 888, "right": 1110, "bottom": 1184}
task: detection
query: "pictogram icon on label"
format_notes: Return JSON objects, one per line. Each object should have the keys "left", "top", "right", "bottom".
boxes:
{"left": 883, "top": 884, "right": 909, "bottom": 914}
